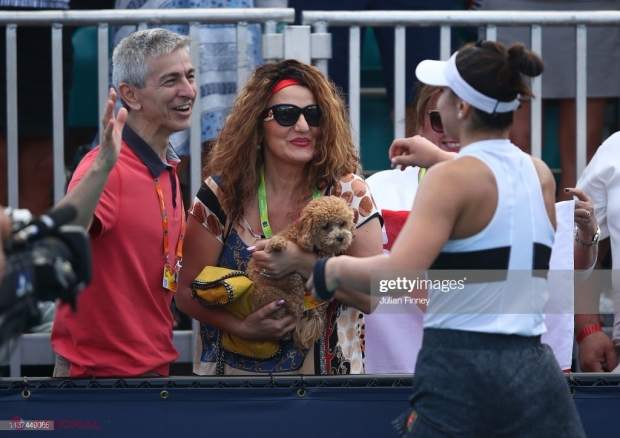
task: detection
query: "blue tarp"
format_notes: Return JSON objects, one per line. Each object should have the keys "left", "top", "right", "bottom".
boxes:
{"left": 0, "top": 377, "right": 615, "bottom": 437}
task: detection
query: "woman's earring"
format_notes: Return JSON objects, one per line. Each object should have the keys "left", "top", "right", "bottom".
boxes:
{"left": 458, "top": 112, "right": 463, "bottom": 119}
{"left": 257, "top": 142, "right": 262, "bottom": 150}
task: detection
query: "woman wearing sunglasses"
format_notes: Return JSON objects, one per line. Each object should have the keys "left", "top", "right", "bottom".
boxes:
{"left": 308, "top": 41, "right": 586, "bottom": 436}
{"left": 363, "top": 83, "right": 459, "bottom": 375}
{"left": 176, "top": 59, "right": 383, "bottom": 375}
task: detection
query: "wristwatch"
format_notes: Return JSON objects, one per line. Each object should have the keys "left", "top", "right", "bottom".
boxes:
{"left": 574, "top": 225, "right": 601, "bottom": 247}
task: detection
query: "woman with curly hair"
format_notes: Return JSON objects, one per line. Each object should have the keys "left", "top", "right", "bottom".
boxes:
{"left": 176, "top": 59, "right": 383, "bottom": 375}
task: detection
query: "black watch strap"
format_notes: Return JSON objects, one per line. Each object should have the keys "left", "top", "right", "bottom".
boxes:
{"left": 312, "top": 257, "right": 335, "bottom": 302}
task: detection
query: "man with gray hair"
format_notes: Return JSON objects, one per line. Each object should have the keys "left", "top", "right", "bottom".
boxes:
{"left": 51, "top": 28, "right": 196, "bottom": 378}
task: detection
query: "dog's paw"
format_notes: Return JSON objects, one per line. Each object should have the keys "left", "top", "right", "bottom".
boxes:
{"left": 266, "top": 236, "right": 288, "bottom": 253}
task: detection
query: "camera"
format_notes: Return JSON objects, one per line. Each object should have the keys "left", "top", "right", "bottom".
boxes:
{"left": 0, "top": 205, "right": 92, "bottom": 346}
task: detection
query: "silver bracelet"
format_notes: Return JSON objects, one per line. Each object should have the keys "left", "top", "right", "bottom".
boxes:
{"left": 574, "top": 225, "right": 601, "bottom": 247}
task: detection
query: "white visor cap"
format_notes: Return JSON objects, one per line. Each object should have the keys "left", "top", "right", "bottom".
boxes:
{"left": 415, "top": 52, "right": 520, "bottom": 114}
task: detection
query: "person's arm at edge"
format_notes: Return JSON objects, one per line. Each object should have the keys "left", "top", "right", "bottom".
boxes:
{"left": 55, "top": 88, "right": 126, "bottom": 230}
{"left": 574, "top": 238, "right": 618, "bottom": 371}
{"left": 572, "top": 155, "right": 617, "bottom": 371}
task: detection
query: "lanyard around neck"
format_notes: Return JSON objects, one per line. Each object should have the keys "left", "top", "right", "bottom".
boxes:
{"left": 154, "top": 176, "right": 185, "bottom": 271}
{"left": 258, "top": 164, "right": 321, "bottom": 239}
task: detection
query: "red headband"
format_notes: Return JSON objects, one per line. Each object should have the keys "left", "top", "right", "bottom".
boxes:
{"left": 271, "top": 78, "right": 302, "bottom": 96}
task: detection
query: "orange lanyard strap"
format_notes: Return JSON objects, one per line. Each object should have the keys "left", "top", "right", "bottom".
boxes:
{"left": 154, "top": 176, "right": 185, "bottom": 270}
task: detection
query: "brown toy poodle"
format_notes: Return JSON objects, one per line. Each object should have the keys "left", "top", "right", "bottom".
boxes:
{"left": 247, "top": 196, "right": 356, "bottom": 349}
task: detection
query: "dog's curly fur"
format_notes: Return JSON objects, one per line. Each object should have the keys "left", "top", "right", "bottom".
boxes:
{"left": 247, "top": 196, "right": 356, "bottom": 349}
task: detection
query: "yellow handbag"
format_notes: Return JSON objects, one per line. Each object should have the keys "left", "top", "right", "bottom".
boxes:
{"left": 191, "top": 266, "right": 280, "bottom": 359}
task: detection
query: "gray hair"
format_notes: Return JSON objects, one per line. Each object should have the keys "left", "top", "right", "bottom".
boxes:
{"left": 112, "top": 28, "right": 191, "bottom": 90}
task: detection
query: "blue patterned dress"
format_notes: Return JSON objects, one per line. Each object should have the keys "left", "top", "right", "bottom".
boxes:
{"left": 188, "top": 174, "right": 382, "bottom": 375}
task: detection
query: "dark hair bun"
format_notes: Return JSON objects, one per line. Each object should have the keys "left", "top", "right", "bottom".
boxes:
{"left": 454, "top": 40, "right": 545, "bottom": 130}
{"left": 507, "top": 42, "right": 544, "bottom": 78}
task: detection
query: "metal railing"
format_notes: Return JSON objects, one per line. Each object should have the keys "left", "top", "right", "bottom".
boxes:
{"left": 0, "top": 8, "right": 295, "bottom": 210}
{"left": 5, "top": 9, "right": 620, "bottom": 377}
{"left": 1, "top": 8, "right": 297, "bottom": 378}
{"left": 3, "top": 331, "right": 193, "bottom": 378}
{"left": 303, "top": 10, "right": 620, "bottom": 177}
{"left": 3, "top": 9, "right": 620, "bottom": 207}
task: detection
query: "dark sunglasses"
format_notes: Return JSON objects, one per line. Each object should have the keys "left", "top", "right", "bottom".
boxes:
{"left": 427, "top": 110, "right": 443, "bottom": 133}
{"left": 263, "top": 104, "right": 321, "bottom": 127}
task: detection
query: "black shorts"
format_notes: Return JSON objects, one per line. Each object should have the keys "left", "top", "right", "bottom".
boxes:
{"left": 396, "top": 328, "right": 586, "bottom": 438}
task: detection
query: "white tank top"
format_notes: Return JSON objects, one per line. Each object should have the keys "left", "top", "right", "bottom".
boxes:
{"left": 423, "top": 139, "right": 555, "bottom": 336}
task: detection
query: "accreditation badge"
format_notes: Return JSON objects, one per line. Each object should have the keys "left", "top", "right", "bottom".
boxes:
{"left": 163, "top": 265, "right": 179, "bottom": 292}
